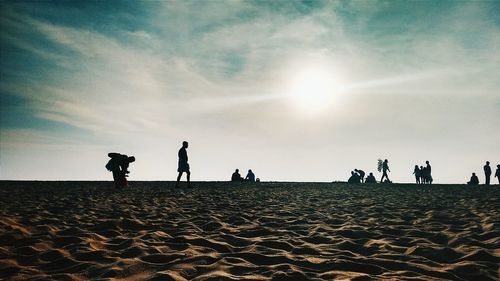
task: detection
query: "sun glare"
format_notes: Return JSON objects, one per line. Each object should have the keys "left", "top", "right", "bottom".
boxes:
{"left": 288, "top": 62, "right": 339, "bottom": 113}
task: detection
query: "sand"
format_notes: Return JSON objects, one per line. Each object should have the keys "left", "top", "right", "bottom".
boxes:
{"left": 0, "top": 181, "right": 498, "bottom": 281}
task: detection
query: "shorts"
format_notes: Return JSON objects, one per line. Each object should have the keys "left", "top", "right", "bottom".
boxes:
{"left": 178, "top": 161, "right": 190, "bottom": 173}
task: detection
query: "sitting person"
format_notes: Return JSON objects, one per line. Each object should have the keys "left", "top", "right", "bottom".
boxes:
{"left": 347, "top": 171, "right": 361, "bottom": 183}
{"left": 467, "top": 173, "right": 479, "bottom": 185}
{"left": 365, "top": 172, "right": 376, "bottom": 183}
{"left": 245, "top": 169, "right": 255, "bottom": 182}
{"left": 231, "top": 169, "right": 243, "bottom": 182}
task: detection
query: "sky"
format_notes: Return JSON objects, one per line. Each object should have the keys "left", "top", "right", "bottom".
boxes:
{"left": 1, "top": 0, "right": 499, "bottom": 183}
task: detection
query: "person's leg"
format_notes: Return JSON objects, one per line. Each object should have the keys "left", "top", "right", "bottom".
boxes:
{"left": 176, "top": 172, "right": 183, "bottom": 187}
{"left": 121, "top": 173, "right": 128, "bottom": 188}
{"left": 113, "top": 171, "right": 119, "bottom": 188}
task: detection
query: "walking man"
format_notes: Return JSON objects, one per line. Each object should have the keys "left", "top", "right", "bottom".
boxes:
{"left": 176, "top": 141, "right": 191, "bottom": 188}
{"left": 484, "top": 161, "right": 491, "bottom": 185}
{"left": 380, "top": 159, "right": 391, "bottom": 183}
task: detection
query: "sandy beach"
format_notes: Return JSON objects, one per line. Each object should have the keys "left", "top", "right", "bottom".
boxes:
{"left": 0, "top": 181, "right": 498, "bottom": 280}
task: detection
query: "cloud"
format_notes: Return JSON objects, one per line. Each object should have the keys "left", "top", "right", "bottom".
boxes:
{"left": 1, "top": 1, "right": 499, "bottom": 182}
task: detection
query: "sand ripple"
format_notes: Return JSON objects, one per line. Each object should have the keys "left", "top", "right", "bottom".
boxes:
{"left": 0, "top": 181, "right": 499, "bottom": 280}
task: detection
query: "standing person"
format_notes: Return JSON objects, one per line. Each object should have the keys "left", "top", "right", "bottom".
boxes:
{"left": 355, "top": 169, "right": 365, "bottom": 183}
{"left": 484, "top": 161, "right": 491, "bottom": 185}
{"left": 495, "top": 164, "right": 500, "bottom": 184}
{"left": 419, "top": 166, "right": 425, "bottom": 184}
{"left": 380, "top": 159, "right": 391, "bottom": 183}
{"left": 425, "top": 161, "right": 433, "bottom": 184}
{"left": 176, "top": 141, "right": 191, "bottom": 188}
{"left": 245, "top": 169, "right": 255, "bottom": 182}
{"left": 105, "top": 153, "right": 135, "bottom": 189}
{"left": 413, "top": 165, "right": 420, "bottom": 184}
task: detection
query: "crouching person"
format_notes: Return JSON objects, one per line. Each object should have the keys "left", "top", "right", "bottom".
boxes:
{"left": 106, "top": 153, "right": 135, "bottom": 188}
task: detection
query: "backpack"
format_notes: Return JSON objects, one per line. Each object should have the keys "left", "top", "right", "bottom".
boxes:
{"left": 105, "top": 153, "right": 121, "bottom": 172}
{"left": 105, "top": 158, "right": 115, "bottom": 171}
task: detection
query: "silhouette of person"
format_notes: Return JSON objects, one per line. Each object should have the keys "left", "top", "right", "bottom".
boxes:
{"left": 380, "top": 159, "right": 390, "bottom": 183}
{"left": 495, "top": 164, "right": 500, "bottom": 185}
{"left": 484, "top": 161, "right": 491, "bottom": 185}
{"left": 413, "top": 165, "right": 420, "bottom": 184}
{"left": 245, "top": 169, "right": 255, "bottom": 182}
{"left": 425, "top": 161, "right": 433, "bottom": 184}
{"left": 467, "top": 173, "right": 479, "bottom": 185}
{"left": 176, "top": 141, "right": 190, "bottom": 188}
{"left": 365, "top": 172, "right": 376, "bottom": 183}
{"left": 231, "top": 169, "right": 243, "bottom": 181}
{"left": 106, "top": 153, "right": 135, "bottom": 189}
{"left": 355, "top": 169, "right": 365, "bottom": 183}
{"left": 419, "top": 165, "right": 425, "bottom": 184}
{"left": 348, "top": 171, "right": 361, "bottom": 183}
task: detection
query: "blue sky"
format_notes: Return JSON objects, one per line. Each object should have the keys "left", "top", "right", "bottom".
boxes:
{"left": 1, "top": 1, "right": 499, "bottom": 182}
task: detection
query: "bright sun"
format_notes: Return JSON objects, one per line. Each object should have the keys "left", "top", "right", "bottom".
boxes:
{"left": 288, "top": 63, "right": 338, "bottom": 112}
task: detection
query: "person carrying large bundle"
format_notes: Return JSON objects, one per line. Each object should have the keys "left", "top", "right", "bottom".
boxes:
{"left": 106, "top": 153, "right": 135, "bottom": 189}
{"left": 378, "top": 159, "right": 391, "bottom": 183}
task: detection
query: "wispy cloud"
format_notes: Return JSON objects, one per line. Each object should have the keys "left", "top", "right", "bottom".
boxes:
{"left": 1, "top": 1, "right": 499, "bottom": 182}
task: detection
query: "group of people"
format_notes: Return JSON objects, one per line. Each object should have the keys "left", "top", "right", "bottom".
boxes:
{"left": 468, "top": 161, "right": 500, "bottom": 186}
{"left": 346, "top": 159, "right": 392, "bottom": 184}
{"left": 106, "top": 142, "right": 499, "bottom": 188}
{"left": 231, "top": 169, "right": 258, "bottom": 182}
{"left": 412, "top": 161, "right": 433, "bottom": 184}
{"left": 347, "top": 169, "right": 377, "bottom": 184}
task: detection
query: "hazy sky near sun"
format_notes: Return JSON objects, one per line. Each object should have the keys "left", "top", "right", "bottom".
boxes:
{"left": 1, "top": 1, "right": 499, "bottom": 183}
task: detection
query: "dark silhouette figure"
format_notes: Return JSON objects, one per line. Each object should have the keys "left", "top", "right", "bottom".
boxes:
{"left": 176, "top": 141, "right": 190, "bottom": 188}
{"left": 105, "top": 153, "right": 135, "bottom": 189}
{"left": 348, "top": 171, "right": 361, "bottom": 183}
{"left": 365, "top": 172, "right": 376, "bottom": 183}
{"left": 421, "top": 166, "right": 428, "bottom": 183}
{"left": 355, "top": 169, "right": 365, "bottom": 183}
{"left": 245, "top": 169, "right": 255, "bottom": 182}
{"left": 413, "top": 165, "right": 420, "bottom": 184}
{"left": 468, "top": 173, "right": 479, "bottom": 185}
{"left": 419, "top": 166, "right": 425, "bottom": 183}
{"left": 231, "top": 169, "right": 243, "bottom": 181}
{"left": 484, "top": 161, "right": 491, "bottom": 185}
{"left": 425, "top": 161, "right": 433, "bottom": 184}
{"left": 496, "top": 165, "right": 500, "bottom": 185}
{"left": 380, "top": 159, "right": 390, "bottom": 183}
